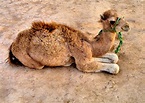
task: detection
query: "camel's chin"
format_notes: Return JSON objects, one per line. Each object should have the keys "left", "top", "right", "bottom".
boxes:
{"left": 121, "top": 24, "right": 130, "bottom": 31}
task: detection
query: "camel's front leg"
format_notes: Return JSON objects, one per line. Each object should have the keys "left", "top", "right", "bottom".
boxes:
{"left": 70, "top": 41, "right": 119, "bottom": 74}
{"left": 93, "top": 53, "right": 119, "bottom": 74}
{"left": 95, "top": 62, "right": 119, "bottom": 74}
{"left": 95, "top": 53, "right": 119, "bottom": 63}
{"left": 76, "top": 58, "right": 119, "bottom": 74}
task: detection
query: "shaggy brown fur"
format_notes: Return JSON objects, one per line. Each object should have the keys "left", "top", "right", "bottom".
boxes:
{"left": 9, "top": 10, "right": 129, "bottom": 74}
{"left": 100, "top": 9, "right": 117, "bottom": 20}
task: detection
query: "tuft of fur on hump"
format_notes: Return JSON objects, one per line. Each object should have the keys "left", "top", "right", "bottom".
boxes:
{"left": 31, "top": 21, "right": 58, "bottom": 32}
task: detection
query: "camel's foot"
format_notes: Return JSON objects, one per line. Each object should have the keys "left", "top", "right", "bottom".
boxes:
{"left": 96, "top": 53, "right": 118, "bottom": 63}
{"left": 96, "top": 63, "right": 119, "bottom": 74}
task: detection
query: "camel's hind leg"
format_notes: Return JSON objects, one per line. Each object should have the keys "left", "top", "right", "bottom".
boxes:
{"left": 10, "top": 30, "right": 45, "bottom": 70}
{"left": 70, "top": 41, "right": 119, "bottom": 74}
{"left": 11, "top": 45, "right": 44, "bottom": 69}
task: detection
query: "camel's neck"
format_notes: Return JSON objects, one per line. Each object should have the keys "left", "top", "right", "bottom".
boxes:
{"left": 91, "top": 30, "right": 116, "bottom": 57}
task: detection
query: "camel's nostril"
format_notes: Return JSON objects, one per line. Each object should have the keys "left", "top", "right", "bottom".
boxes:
{"left": 121, "top": 24, "right": 130, "bottom": 31}
{"left": 110, "top": 21, "right": 116, "bottom": 25}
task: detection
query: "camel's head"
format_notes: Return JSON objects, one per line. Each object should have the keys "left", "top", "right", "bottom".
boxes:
{"left": 100, "top": 10, "right": 130, "bottom": 32}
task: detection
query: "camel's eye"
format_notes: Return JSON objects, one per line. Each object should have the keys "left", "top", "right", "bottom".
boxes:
{"left": 110, "top": 21, "right": 116, "bottom": 25}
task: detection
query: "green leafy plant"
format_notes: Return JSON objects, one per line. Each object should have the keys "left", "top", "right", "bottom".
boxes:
{"left": 115, "top": 32, "right": 123, "bottom": 53}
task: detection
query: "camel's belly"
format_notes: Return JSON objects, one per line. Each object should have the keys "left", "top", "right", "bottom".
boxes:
{"left": 28, "top": 30, "right": 73, "bottom": 66}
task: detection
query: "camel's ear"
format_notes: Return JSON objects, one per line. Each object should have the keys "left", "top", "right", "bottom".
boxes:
{"left": 100, "top": 15, "right": 105, "bottom": 20}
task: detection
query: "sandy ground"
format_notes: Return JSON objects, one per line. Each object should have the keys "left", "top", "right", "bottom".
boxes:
{"left": 0, "top": 0, "right": 145, "bottom": 103}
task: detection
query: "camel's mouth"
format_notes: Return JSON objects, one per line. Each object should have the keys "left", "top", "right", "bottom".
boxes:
{"left": 121, "top": 24, "right": 130, "bottom": 31}
{"left": 115, "top": 17, "right": 130, "bottom": 32}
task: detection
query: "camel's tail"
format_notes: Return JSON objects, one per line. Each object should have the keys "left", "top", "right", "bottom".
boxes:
{"left": 9, "top": 45, "right": 23, "bottom": 66}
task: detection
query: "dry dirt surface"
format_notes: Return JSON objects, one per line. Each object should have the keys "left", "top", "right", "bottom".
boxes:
{"left": 0, "top": 0, "right": 145, "bottom": 103}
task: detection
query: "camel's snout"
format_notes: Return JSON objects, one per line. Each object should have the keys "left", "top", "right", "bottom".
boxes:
{"left": 121, "top": 23, "right": 130, "bottom": 31}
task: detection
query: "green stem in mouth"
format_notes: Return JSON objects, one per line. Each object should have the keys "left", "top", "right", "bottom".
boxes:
{"left": 112, "top": 17, "right": 121, "bottom": 31}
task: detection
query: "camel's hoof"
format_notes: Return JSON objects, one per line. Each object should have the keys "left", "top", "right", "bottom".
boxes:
{"left": 101, "top": 64, "right": 120, "bottom": 74}
{"left": 102, "top": 53, "right": 119, "bottom": 63}
{"left": 110, "top": 54, "right": 118, "bottom": 63}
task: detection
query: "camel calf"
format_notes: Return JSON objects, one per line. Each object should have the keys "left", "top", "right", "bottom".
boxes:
{"left": 9, "top": 10, "right": 129, "bottom": 74}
